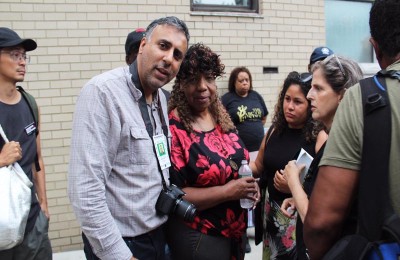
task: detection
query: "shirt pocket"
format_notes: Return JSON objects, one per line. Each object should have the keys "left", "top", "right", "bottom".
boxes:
{"left": 129, "top": 127, "right": 153, "bottom": 165}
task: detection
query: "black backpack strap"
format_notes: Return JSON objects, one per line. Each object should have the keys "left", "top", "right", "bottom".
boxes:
{"left": 359, "top": 75, "right": 397, "bottom": 242}
{"left": 16, "top": 86, "right": 41, "bottom": 172}
{"left": 17, "top": 86, "right": 39, "bottom": 135}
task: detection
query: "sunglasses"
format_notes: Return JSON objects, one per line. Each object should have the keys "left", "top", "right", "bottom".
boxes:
{"left": 323, "top": 54, "right": 346, "bottom": 77}
{"left": 299, "top": 72, "right": 312, "bottom": 84}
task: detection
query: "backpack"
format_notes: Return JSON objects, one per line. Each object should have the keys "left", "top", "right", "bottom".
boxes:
{"left": 16, "top": 86, "right": 40, "bottom": 171}
{"left": 358, "top": 71, "right": 400, "bottom": 259}
{"left": 323, "top": 71, "right": 400, "bottom": 260}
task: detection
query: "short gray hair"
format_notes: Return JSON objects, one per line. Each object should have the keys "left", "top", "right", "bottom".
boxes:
{"left": 146, "top": 16, "right": 190, "bottom": 46}
{"left": 312, "top": 55, "right": 363, "bottom": 93}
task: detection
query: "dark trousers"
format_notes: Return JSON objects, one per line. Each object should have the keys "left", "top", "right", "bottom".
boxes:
{"left": 82, "top": 225, "right": 168, "bottom": 260}
{"left": 166, "top": 217, "right": 242, "bottom": 260}
{"left": 0, "top": 210, "right": 52, "bottom": 260}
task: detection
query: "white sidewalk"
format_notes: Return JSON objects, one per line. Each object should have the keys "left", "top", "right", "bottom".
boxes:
{"left": 53, "top": 250, "right": 85, "bottom": 260}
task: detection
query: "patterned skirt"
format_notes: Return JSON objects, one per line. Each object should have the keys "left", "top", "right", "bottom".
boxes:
{"left": 262, "top": 192, "right": 297, "bottom": 260}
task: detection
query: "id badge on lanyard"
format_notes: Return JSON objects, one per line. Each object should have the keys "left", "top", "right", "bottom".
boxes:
{"left": 153, "top": 134, "right": 171, "bottom": 170}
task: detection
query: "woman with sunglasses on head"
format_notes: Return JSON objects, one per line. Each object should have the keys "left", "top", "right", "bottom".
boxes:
{"left": 280, "top": 55, "right": 363, "bottom": 260}
{"left": 250, "top": 71, "right": 326, "bottom": 259}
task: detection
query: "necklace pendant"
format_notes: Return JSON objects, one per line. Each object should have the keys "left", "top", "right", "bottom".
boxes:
{"left": 229, "top": 159, "right": 238, "bottom": 171}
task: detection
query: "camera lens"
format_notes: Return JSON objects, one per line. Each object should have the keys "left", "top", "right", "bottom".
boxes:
{"left": 174, "top": 198, "right": 197, "bottom": 222}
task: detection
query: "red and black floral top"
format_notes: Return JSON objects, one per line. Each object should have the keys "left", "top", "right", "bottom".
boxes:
{"left": 169, "top": 112, "right": 249, "bottom": 241}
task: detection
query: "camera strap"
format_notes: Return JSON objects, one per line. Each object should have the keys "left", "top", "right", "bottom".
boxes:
{"left": 131, "top": 63, "right": 169, "bottom": 191}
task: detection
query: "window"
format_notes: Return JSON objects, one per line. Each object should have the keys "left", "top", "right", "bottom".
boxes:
{"left": 325, "top": 0, "right": 374, "bottom": 63}
{"left": 191, "top": 0, "right": 259, "bottom": 14}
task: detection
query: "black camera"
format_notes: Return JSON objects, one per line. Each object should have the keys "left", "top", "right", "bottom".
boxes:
{"left": 155, "top": 184, "right": 197, "bottom": 222}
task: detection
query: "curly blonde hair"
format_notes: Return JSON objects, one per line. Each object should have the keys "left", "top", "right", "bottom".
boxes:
{"left": 168, "top": 43, "right": 235, "bottom": 133}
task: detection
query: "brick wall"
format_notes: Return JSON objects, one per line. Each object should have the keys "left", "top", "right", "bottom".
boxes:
{"left": 0, "top": 0, "right": 326, "bottom": 253}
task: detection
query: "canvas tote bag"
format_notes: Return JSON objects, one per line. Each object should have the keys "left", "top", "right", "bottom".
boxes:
{"left": 0, "top": 124, "right": 32, "bottom": 250}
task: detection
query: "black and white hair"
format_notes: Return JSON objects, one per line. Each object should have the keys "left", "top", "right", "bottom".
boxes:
{"left": 145, "top": 16, "right": 190, "bottom": 46}
{"left": 312, "top": 55, "right": 363, "bottom": 94}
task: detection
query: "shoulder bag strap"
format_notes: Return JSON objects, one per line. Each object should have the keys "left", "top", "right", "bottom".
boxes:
{"left": 0, "top": 124, "right": 9, "bottom": 143}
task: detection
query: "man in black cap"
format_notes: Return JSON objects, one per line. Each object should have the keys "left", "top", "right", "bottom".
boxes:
{"left": 125, "top": 28, "right": 170, "bottom": 100}
{"left": 308, "top": 46, "right": 334, "bottom": 72}
{"left": 125, "top": 28, "right": 146, "bottom": 65}
{"left": 0, "top": 27, "right": 52, "bottom": 259}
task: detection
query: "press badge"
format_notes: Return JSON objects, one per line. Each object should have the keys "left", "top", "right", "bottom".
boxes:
{"left": 153, "top": 134, "right": 171, "bottom": 170}
{"left": 25, "top": 122, "right": 36, "bottom": 136}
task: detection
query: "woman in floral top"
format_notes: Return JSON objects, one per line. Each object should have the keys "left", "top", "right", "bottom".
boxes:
{"left": 166, "top": 43, "right": 259, "bottom": 260}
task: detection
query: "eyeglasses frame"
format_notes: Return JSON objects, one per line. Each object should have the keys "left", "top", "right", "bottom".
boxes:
{"left": 0, "top": 50, "right": 30, "bottom": 63}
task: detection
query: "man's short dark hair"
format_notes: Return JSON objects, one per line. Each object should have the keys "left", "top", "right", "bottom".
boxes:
{"left": 370, "top": 0, "right": 400, "bottom": 58}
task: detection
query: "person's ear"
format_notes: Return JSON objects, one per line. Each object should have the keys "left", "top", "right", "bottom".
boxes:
{"left": 370, "top": 37, "right": 382, "bottom": 62}
{"left": 338, "top": 88, "right": 347, "bottom": 103}
{"left": 138, "top": 38, "right": 146, "bottom": 54}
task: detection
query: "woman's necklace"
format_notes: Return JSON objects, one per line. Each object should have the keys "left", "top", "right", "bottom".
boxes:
{"left": 192, "top": 114, "right": 215, "bottom": 132}
{"left": 228, "top": 156, "right": 238, "bottom": 171}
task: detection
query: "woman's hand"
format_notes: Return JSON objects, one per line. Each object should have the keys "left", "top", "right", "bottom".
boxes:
{"left": 283, "top": 160, "right": 305, "bottom": 190}
{"left": 251, "top": 181, "right": 261, "bottom": 209}
{"left": 224, "top": 177, "right": 257, "bottom": 201}
{"left": 273, "top": 169, "right": 291, "bottom": 193}
{"left": 281, "top": 197, "right": 296, "bottom": 218}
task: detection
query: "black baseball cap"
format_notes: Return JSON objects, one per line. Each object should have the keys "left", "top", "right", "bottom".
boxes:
{"left": 125, "top": 28, "right": 145, "bottom": 55}
{"left": 0, "top": 27, "right": 37, "bottom": 51}
{"left": 309, "top": 46, "right": 334, "bottom": 64}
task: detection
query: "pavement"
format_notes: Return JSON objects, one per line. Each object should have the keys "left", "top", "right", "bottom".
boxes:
{"left": 53, "top": 227, "right": 262, "bottom": 260}
{"left": 245, "top": 227, "right": 263, "bottom": 259}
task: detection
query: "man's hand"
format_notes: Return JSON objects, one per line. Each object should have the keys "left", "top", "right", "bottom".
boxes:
{"left": 0, "top": 141, "right": 22, "bottom": 166}
{"left": 40, "top": 202, "right": 50, "bottom": 220}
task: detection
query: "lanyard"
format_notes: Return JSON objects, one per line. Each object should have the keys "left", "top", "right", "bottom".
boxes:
{"left": 130, "top": 61, "right": 169, "bottom": 190}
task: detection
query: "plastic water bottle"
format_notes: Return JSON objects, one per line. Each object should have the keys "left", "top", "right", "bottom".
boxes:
{"left": 239, "top": 160, "right": 253, "bottom": 209}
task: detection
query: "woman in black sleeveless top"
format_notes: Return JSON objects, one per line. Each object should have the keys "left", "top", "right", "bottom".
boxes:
{"left": 250, "top": 71, "right": 326, "bottom": 259}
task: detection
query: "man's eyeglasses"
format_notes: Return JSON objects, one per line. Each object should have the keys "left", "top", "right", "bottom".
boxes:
{"left": 323, "top": 54, "right": 345, "bottom": 77}
{"left": 0, "top": 50, "right": 30, "bottom": 63}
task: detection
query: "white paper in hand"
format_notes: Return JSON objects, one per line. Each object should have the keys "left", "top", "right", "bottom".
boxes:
{"left": 296, "top": 148, "right": 314, "bottom": 183}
